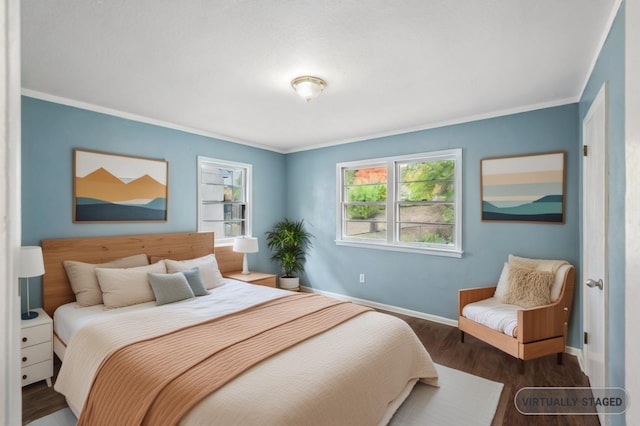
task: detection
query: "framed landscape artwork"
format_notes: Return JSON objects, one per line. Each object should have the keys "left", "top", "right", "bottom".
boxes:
{"left": 480, "top": 151, "right": 565, "bottom": 224}
{"left": 73, "top": 149, "right": 168, "bottom": 222}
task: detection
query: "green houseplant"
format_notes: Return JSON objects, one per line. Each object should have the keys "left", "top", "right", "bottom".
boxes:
{"left": 265, "top": 218, "right": 313, "bottom": 290}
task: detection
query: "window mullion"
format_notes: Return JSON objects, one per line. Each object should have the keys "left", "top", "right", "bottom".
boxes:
{"left": 387, "top": 160, "right": 395, "bottom": 245}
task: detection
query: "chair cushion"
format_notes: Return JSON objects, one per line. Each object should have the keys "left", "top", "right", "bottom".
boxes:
{"left": 462, "top": 297, "right": 519, "bottom": 337}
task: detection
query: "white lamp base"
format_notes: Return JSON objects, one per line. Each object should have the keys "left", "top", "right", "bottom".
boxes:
{"left": 242, "top": 253, "right": 250, "bottom": 275}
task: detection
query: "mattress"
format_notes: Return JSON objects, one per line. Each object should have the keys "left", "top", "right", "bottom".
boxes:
{"left": 461, "top": 297, "right": 519, "bottom": 337}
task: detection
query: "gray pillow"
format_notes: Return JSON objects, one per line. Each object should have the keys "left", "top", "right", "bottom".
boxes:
{"left": 148, "top": 272, "right": 195, "bottom": 306}
{"left": 181, "top": 267, "right": 208, "bottom": 296}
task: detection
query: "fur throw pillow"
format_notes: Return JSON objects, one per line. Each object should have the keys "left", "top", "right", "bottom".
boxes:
{"left": 503, "top": 266, "right": 555, "bottom": 308}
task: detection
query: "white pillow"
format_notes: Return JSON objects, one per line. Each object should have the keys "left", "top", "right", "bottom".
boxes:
{"left": 507, "top": 254, "right": 568, "bottom": 274}
{"left": 63, "top": 254, "right": 150, "bottom": 306}
{"left": 493, "top": 262, "right": 510, "bottom": 302}
{"left": 164, "top": 254, "right": 225, "bottom": 289}
{"left": 550, "top": 264, "right": 572, "bottom": 302}
{"left": 96, "top": 261, "right": 167, "bottom": 309}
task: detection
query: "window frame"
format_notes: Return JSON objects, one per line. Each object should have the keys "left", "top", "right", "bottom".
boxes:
{"left": 197, "top": 156, "right": 253, "bottom": 246}
{"left": 336, "top": 149, "right": 463, "bottom": 257}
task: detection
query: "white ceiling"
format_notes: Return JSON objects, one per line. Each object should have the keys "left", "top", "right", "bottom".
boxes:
{"left": 21, "top": 1, "right": 620, "bottom": 153}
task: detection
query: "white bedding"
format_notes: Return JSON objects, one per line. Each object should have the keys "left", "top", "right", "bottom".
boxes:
{"left": 461, "top": 297, "right": 519, "bottom": 337}
{"left": 54, "top": 279, "right": 438, "bottom": 425}
{"left": 53, "top": 278, "right": 285, "bottom": 345}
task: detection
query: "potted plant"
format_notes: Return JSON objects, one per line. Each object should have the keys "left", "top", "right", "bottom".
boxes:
{"left": 265, "top": 218, "right": 313, "bottom": 290}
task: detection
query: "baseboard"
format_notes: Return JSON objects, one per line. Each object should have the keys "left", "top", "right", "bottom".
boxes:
{"left": 300, "top": 285, "right": 582, "bottom": 364}
{"left": 299, "top": 285, "right": 458, "bottom": 327}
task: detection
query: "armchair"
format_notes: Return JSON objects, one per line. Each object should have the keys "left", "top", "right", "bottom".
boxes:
{"left": 458, "top": 256, "right": 575, "bottom": 373}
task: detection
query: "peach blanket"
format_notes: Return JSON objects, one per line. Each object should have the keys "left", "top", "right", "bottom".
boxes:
{"left": 78, "top": 294, "right": 371, "bottom": 425}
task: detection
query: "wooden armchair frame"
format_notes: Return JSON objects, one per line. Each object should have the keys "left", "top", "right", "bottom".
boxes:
{"left": 458, "top": 266, "right": 575, "bottom": 372}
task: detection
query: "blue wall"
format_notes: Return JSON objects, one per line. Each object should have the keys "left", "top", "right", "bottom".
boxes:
{"left": 21, "top": 98, "right": 583, "bottom": 349}
{"left": 21, "top": 97, "right": 287, "bottom": 309}
{"left": 578, "top": 3, "right": 625, "bottom": 418}
{"left": 22, "top": 98, "right": 583, "bottom": 347}
{"left": 286, "top": 104, "right": 582, "bottom": 347}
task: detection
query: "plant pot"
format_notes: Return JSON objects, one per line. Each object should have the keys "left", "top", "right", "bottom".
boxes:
{"left": 279, "top": 276, "right": 300, "bottom": 290}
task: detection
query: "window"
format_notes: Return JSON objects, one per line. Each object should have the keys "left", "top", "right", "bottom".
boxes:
{"left": 336, "top": 149, "right": 462, "bottom": 257}
{"left": 197, "top": 156, "right": 252, "bottom": 245}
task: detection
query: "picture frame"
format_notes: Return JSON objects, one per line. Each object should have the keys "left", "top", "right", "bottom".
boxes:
{"left": 73, "top": 149, "right": 168, "bottom": 222}
{"left": 480, "top": 151, "right": 566, "bottom": 224}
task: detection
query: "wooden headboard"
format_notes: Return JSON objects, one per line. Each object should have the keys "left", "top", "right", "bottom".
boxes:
{"left": 41, "top": 232, "right": 242, "bottom": 317}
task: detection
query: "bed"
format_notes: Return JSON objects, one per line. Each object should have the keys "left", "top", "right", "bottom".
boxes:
{"left": 42, "top": 232, "right": 438, "bottom": 426}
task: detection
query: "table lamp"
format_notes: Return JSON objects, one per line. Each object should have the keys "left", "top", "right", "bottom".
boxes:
{"left": 19, "top": 246, "right": 45, "bottom": 320}
{"left": 232, "top": 236, "right": 259, "bottom": 275}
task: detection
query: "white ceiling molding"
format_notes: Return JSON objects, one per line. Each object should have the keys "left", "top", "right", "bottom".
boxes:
{"left": 576, "top": 0, "right": 624, "bottom": 100}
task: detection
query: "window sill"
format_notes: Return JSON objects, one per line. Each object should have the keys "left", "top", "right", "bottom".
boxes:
{"left": 335, "top": 240, "right": 463, "bottom": 258}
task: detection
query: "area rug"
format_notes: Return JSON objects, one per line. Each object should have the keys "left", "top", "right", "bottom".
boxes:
{"left": 389, "top": 364, "right": 504, "bottom": 425}
{"left": 28, "top": 364, "right": 503, "bottom": 426}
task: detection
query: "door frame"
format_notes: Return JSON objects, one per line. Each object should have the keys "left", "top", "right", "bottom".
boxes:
{"left": 581, "top": 81, "right": 609, "bottom": 393}
{"left": 626, "top": 1, "right": 640, "bottom": 425}
{"left": 1, "top": 0, "right": 23, "bottom": 424}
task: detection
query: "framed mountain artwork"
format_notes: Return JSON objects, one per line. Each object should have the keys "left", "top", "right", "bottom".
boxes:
{"left": 480, "top": 151, "right": 565, "bottom": 224}
{"left": 73, "top": 149, "right": 168, "bottom": 222}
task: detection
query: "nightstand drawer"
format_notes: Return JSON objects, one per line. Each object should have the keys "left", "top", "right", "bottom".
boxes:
{"left": 22, "top": 361, "right": 53, "bottom": 387}
{"left": 21, "top": 341, "right": 52, "bottom": 367}
{"left": 252, "top": 277, "right": 276, "bottom": 287}
{"left": 21, "top": 323, "right": 52, "bottom": 348}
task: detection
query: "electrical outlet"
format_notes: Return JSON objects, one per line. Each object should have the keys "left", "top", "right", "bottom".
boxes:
{"left": 359, "top": 273, "right": 365, "bottom": 283}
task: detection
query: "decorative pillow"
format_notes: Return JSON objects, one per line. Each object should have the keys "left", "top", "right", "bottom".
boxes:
{"left": 148, "top": 272, "right": 195, "bottom": 305}
{"left": 503, "top": 266, "right": 555, "bottom": 308}
{"left": 181, "top": 267, "right": 208, "bottom": 296}
{"left": 507, "top": 254, "right": 571, "bottom": 302}
{"left": 63, "top": 254, "right": 150, "bottom": 306}
{"left": 508, "top": 254, "right": 568, "bottom": 273}
{"left": 95, "top": 261, "right": 167, "bottom": 309}
{"left": 549, "top": 264, "right": 571, "bottom": 302}
{"left": 164, "top": 254, "right": 225, "bottom": 289}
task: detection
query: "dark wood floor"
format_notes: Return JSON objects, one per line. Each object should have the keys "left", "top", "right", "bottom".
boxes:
{"left": 22, "top": 313, "right": 598, "bottom": 425}
{"left": 388, "top": 311, "right": 599, "bottom": 426}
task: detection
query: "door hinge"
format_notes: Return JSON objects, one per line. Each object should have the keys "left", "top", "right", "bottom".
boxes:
{"left": 584, "top": 332, "right": 589, "bottom": 345}
{"left": 583, "top": 145, "right": 588, "bottom": 156}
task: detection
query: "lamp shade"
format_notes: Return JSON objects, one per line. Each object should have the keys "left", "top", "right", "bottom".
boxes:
{"left": 233, "top": 236, "right": 259, "bottom": 254}
{"left": 19, "top": 246, "right": 45, "bottom": 278}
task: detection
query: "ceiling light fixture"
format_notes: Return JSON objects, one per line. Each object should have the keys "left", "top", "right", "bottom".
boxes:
{"left": 291, "top": 76, "right": 326, "bottom": 102}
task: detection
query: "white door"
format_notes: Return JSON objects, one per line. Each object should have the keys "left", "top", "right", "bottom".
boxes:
{"left": 582, "top": 82, "right": 608, "bottom": 423}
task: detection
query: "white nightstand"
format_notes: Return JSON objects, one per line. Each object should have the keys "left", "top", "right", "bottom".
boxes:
{"left": 20, "top": 308, "right": 53, "bottom": 387}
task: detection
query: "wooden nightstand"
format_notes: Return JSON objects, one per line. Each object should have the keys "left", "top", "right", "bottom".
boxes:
{"left": 224, "top": 271, "right": 277, "bottom": 288}
{"left": 20, "top": 308, "right": 53, "bottom": 387}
